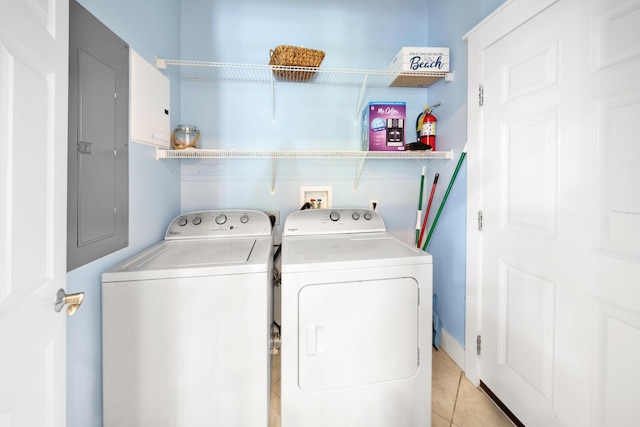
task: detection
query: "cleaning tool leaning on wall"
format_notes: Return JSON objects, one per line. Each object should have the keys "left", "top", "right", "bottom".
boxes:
{"left": 422, "top": 144, "right": 467, "bottom": 251}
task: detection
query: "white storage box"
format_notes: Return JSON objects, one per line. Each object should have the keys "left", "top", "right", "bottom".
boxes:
{"left": 389, "top": 47, "right": 450, "bottom": 73}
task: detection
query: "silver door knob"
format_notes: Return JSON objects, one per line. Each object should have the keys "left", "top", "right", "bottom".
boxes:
{"left": 54, "top": 289, "right": 84, "bottom": 316}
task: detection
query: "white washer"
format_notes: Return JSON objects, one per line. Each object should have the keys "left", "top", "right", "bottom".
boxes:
{"left": 280, "top": 209, "right": 432, "bottom": 427}
{"left": 101, "top": 210, "right": 273, "bottom": 427}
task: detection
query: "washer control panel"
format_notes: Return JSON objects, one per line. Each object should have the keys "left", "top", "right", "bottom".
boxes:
{"left": 283, "top": 208, "right": 385, "bottom": 236}
{"left": 165, "top": 210, "right": 272, "bottom": 239}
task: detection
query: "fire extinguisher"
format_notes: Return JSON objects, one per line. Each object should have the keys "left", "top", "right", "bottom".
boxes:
{"left": 416, "top": 103, "right": 440, "bottom": 151}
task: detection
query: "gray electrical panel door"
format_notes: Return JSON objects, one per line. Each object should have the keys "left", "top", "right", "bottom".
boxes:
{"left": 68, "top": 0, "right": 128, "bottom": 271}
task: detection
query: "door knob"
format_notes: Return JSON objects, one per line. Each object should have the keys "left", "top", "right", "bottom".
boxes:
{"left": 54, "top": 289, "right": 85, "bottom": 316}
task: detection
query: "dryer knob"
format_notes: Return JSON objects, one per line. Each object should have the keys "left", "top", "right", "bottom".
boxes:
{"left": 329, "top": 211, "right": 341, "bottom": 222}
{"left": 178, "top": 217, "right": 188, "bottom": 226}
{"left": 240, "top": 215, "right": 249, "bottom": 224}
{"left": 192, "top": 216, "right": 202, "bottom": 225}
{"left": 364, "top": 212, "right": 373, "bottom": 220}
{"left": 215, "top": 214, "right": 227, "bottom": 225}
{"left": 352, "top": 212, "right": 361, "bottom": 220}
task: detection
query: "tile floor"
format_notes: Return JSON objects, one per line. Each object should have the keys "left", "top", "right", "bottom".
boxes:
{"left": 431, "top": 348, "right": 514, "bottom": 427}
{"left": 269, "top": 347, "right": 515, "bottom": 427}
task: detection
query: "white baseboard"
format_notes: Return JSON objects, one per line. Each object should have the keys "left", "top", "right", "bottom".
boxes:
{"left": 439, "top": 327, "right": 465, "bottom": 370}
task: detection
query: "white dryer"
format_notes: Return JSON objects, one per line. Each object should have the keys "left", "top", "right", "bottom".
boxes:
{"left": 101, "top": 210, "right": 273, "bottom": 427}
{"left": 280, "top": 209, "right": 432, "bottom": 427}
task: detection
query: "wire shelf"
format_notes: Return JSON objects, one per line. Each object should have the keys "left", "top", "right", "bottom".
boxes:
{"left": 155, "top": 58, "right": 447, "bottom": 88}
{"left": 152, "top": 58, "right": 453, "bottom": 192}
{"left": 156, "top": 149, "right": 453, "bottom": 160}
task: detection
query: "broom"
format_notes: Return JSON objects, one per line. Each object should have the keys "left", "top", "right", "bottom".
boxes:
{"left": 422, "top": 144, "right": 467, "bottom": 251}
{"left": 418, "top": 173, "right": 439, "bottom": 249}
{"left": 415, "top": 166, "right": 426, "bottom": 246}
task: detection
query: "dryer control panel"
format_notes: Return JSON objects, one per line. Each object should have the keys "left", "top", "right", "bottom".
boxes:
{"left": 283, "top": 209, "right": 386, "bottom": 236}
{"left": 165, "top": 210, "right": 272, "bottom": 239}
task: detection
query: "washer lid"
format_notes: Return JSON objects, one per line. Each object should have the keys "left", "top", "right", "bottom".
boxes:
{"left": 281, "top": 232, "right": 431, "bottom": 273}
{"left": 102, "top": 236, "right": 272, "bottom": 282}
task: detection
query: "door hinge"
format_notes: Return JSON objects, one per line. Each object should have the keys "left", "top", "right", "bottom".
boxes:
{"left": 417, "top": 347, "right": 420, "bottom": 366}
{"left": 417, "top": 287, "right": 420, "bottom": 305}
{"left": 77, "top": 141, "right": 92, "bottom": 155}
{"left": 478, "top": 210, "right": 483, "bottom": 231}
{"left": 479, "top": 85, "right": 484, "bottom": 107}
{"left": 477, "top": 335, "right": 482, "bottom": 355}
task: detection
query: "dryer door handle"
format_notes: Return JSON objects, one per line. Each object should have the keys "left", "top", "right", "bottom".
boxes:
{"left": 306, "top": 325, "right": 317, "bottom": 356}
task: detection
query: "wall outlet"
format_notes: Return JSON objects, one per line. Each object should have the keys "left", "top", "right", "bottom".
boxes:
{"left": 300, "top": 186, "right": 332, "bottom": 209}
{"left": 370, "top": 200, "right": 379, "bottom": 211}
{"left": 266, "top": 210, "right": 280, "bottom": 225}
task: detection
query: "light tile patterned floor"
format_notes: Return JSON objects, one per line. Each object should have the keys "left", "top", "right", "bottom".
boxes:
{"left": 270, "top": 351, "right": 281, "bottom": 427}
{"left": 432, "top": 348, "right": 514, "bottom": 427}
{"left": 269, "top": 348, "right": 515, "bottom": 427}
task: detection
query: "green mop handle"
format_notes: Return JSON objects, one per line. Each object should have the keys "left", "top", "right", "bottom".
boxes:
{"left": 415, "top": 166, "right": 426, "bottom": 246}
{"left": 422, "top": 145, "right": 467, "bottom": 251}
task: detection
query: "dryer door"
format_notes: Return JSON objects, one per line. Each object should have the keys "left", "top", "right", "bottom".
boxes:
{"left": 298, "top": 278, "right": 419, "bottom": 392}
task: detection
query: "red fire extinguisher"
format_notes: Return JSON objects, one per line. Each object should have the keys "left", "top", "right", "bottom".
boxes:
{"left": 416, "top": 103, "right": 440, "bottom": 151}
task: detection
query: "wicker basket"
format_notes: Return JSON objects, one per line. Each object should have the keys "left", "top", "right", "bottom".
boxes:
{"left": 269, "top": 45, "right": 325, "bottom": 81}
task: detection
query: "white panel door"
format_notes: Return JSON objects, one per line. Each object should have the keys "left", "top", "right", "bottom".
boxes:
{"left": 467, "top": 0, "right": 640, "bottom": 425}
{"left": 0, "top": 0, "right": 69, "bottom": 425}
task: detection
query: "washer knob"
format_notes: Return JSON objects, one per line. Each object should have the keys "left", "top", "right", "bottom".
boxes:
{"left": 364, "top": 212, "right": 373, "bottom": 220}
{"left": 192, "top": 216, "right": 202, "bottom": 225}
{"left": 177, "top": 217, "right": 188, "bottom": 226}
{"left": 352, "top": 212, "right": 360, "bottom": 220}
{"left": 329, "top": 211, "right": 341, "bottom": 222}
{"left": 215, "top": 214, "right": 227, "bottom": 225}
{"left": 240, "top": 215, "right": 249, "bottom": 224}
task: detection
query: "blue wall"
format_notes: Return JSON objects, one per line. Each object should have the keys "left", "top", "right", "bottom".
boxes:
{"left": 66, "top": 1, "right": 182, "bottom": 426}
{"left": 425, "top": 0, "right": 505, "bottom": 349}
{"left": 177, "top": 0, "right": 503, "bottom": 352}
{"left": 65, "top": 1, "right": 503, "bottom": 425}
{"left": 177, "top": 0, "right": 437, "bottom": 246}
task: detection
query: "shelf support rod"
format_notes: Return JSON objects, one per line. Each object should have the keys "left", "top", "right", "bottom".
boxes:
{"left": 271, "top": 156, "right": 277, "bottom": 195}
{"left": 353, "top": 153, "right": 368, "bottom": 192}
{"left": 271, "top": 73, "right": 276, "bottom": 124}
{"left": 353, "top": 73, "right": 369, "bottom": 124}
